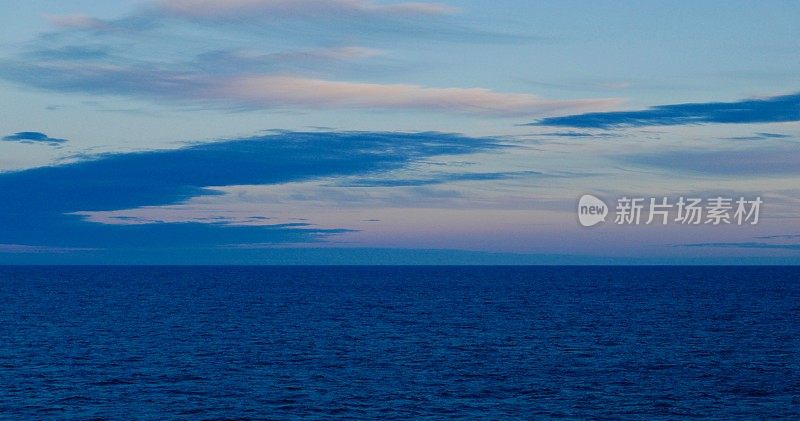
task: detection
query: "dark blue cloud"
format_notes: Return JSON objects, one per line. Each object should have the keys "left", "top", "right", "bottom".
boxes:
{"left": 721, "top": 132, "right": 793, "bottom": 141}
{"left": 755, "top": 132, "right": 792, "bottom": 139}
{"left": 536, "top": 131, "right": 623, "bottom": 139}
{"left": 3, "top": 131, "right": 68, "bottom": 145}
{"left": 532, "top": 93, "right": 800, "bottom": 128}
{"left": 0, "top": 131, "right": 502, "bottom": 251}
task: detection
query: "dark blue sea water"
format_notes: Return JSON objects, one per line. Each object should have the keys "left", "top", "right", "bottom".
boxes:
{"left": 0, "top": 266, "right": 798, "bottom": 419}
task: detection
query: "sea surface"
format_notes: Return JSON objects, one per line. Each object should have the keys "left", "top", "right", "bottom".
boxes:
{"left": 0, "top": 266, "right": 798, "bottom": 419}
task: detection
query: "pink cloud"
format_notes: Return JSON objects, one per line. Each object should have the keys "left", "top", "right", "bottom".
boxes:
{"left": 46, "top": 14, "right": 111, "bottom": 30}
{"left": 155, "top": 0, "right": 459, "bottom": 21}
{"left": 7, "top": 59, "right": 620, "bottom": 117}
{"left": 212, "top": 75, "right": 621, "bottom": 117}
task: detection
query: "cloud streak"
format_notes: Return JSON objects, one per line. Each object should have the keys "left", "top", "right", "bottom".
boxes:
{"left": 0, "top": 244, "right": 99, "bottom": 254}
{"left": 215, "top": 75, "right": 618, "bottom": 116}
{"left": 153, "top": 0, "right": 459, "bottom": 21}
{"left": 532, "top": 92, "right": 800, "bottom": 128}
{"left": 0, "top": 1, "right": 616, "bottom": 117}
{"left": 336, "top": 170, "right": 542, "bottom": 187}
{"left": 681, "top": 242, "right": 800, "bottom": 251}
{"left": 721, "top": 132, "right": 794, "bottom": 141}
{"left": 1, "top": 61, "right": 618, "bottom": 117}
{"left": 755, "top": 234, "right": 800, "bottom": 240}
{"left": 46, "top": 0, "right": 518, "bottom": 43}
{"left": 46, "top": 14, "right": 112, "bottom": 30}
{"left": 2, "top": 131, "right": 68, "bottom": 146}
{"left": 623, "top": 144, "right": 800, "bottom": 176}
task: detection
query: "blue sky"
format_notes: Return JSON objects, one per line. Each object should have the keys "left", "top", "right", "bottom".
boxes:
{"left": 0, "top": 0, "right": 799, "bottom": 264}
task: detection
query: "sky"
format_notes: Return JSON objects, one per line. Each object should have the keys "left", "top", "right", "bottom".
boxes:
{"left": 0, "top": 0, "right": 799, "bottom": 264}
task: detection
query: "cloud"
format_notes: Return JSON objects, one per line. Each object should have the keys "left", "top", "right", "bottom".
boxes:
{"left": 0, "top": 1, "right": 600, "bottom": 118}
{"left": 214, "top": 75, "right": 619, "bottom": 116}
{"left": 755, "top": 132, "right": 792, "bottom": 139}
{"left": 190, "top": 47, "right": 383, "bottom": 76}
{"left": 27, "top": 46, "right": 111, "bottom": 61}
{"left": 45, "top": 1, "right": 519, "bottom": 44}
{"left": 622, "top": 144, "right": 800, "bottom": 176}
{"left": 537, "top": 131, "right": 623, "bottom": 138}
{"left": 754, "top": 234, "right": 800, "bottom": 240}
{"left": 336, "top": 170, "right": 542, "bottom": 187}
{"left": 721, "top": 132, "right": 793, "bottom": 141}
{"left": 153, "top": 0, "right": 459, "bottom": 21}
{"left": 541, "top": 131, "right": 594, "bottom": 137}
{"left": 46, "top": 14, "right": 111, "bottom": 30}
{"left": 532, "top": 92, "right": 800, "bottom": 128}
{"left": 282, "top": 46, "right": 383, "bottom": 60}
{"left": 0, "top": 60, "right": 618, "bottom": 116}
{"left": 2, "top": 131, "right": 68, "bottom": 146}
{"left": 681, "top": 242, "right": 800, "bottom": 251}
{"left": 0, "top": 244, "right": 98, "bottom": 254}
{"left": 679, "top": 232, "right": 800, "bottom": 251}
{"left": 0, "top": 131, "right": 502, "bottom": 249}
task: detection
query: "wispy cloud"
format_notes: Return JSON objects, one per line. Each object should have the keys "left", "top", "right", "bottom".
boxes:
{"left": 44, "top": 0, "right": 518, "bottom": 44}
{"left": 0, "top": 244, "right": 98, "bottom": 254}
{"left": 0, "top": 1, "right": 614, "bottom": 117}
{"left": 681, "top": 242, "right": 800, "bottom": 251}
{"left": 532, "top": 92, "right": 800, "bottom": 128}
{"left": 1, "top": 61, "right": 618, "bottom": 116}
{"left": 336, "top": 170, "right": 542, "bottom": 187}
{"left": 2, "top": 131, "right": 68, "bottom": 146}
{"left": 152, "top": 0, "right": 459, "bottom": 21}
{"left": 754, "top": 233, "right": 800, "bottom": 240}
{"left": 721, "top": 132, "right": 793, "bottom": 141}
{"left": 170, "top": 46, "right": 385, "bottom": 76}
{"left": 622, "top": 144, "right": 800, "bottom": 176}
{"left": 679, "top": 231, "right": 800, "bottom": 251}
{"left": 46, "top": 14, "right": 111, "bottom": 30}
{"left": 537, "top": 131, "right": 623, "bottom": 138}
{"left": 215, "top": 75, "right": 618, "bottom": 116}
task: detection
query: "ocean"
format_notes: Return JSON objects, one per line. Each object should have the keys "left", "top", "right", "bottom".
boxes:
{"left": 0, "top": 266, "right": 797, "bottom": 419}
